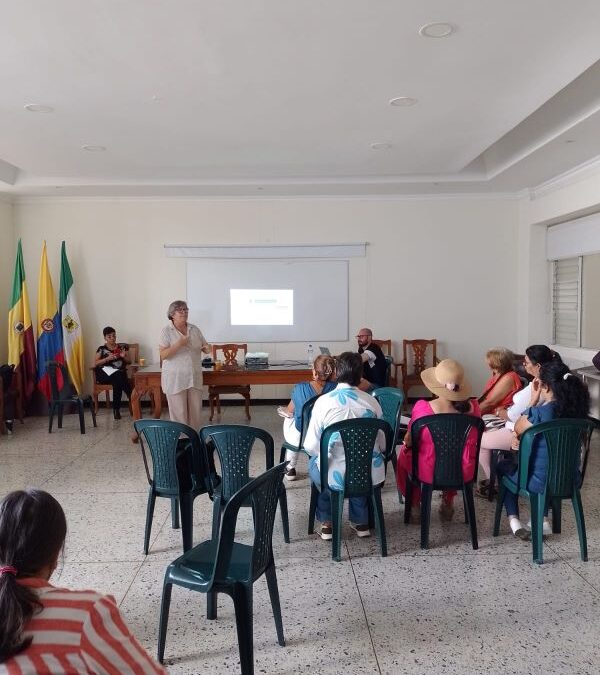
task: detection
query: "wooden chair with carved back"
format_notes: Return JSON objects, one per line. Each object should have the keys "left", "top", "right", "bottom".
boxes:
{"left": 92, "top": 342, "right": 139, "bottom": 414}
{"left": 208, "top": 344, "right": 251, "bottom": 421}
{"left": 398, "top": 339, "right": 439, "bottom": 399}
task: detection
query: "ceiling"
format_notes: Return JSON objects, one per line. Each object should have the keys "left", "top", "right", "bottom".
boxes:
{"left": 2, "top": 1, "right": 600, "bottom": 198}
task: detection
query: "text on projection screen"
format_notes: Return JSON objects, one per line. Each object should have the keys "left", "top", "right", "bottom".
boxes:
{"left": 230, "top": 289, "right": 293, "bottom": 325}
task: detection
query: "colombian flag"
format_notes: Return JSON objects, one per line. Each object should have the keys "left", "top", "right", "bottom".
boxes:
{"left": 37, "top": 241, "right": 64, "bottom": 399}
{"left": 59, "top": 242, "right": 84, "bottom": 394}
{"left": 7, "top": 240, "right": 37, "bottom": 403}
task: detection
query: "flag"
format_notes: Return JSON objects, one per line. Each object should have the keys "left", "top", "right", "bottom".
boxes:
{"left": 37, "top": 241, "right": 63, "bottom": 399}
{"left": 59, "top": 241, "right": 84, "bottom": 394}
{"left": 7, "top": 240, "right": 37, "bottom": 403}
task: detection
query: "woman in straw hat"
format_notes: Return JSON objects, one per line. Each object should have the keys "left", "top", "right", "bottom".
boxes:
{"left": 396, "top": 359, "right": 482, "bottom": 521}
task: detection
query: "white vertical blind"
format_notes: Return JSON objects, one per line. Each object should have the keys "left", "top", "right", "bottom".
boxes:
{"left": 552, "top": 257, "right": 581, "bottom": 346}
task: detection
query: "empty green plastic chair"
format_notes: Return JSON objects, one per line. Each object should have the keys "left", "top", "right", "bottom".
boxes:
{"left": 134, "top": 419, "right": 214, "bottom": 554}
{"left": 308, "top": 417, "right": 393, "bottom": 562}
{"left": 47, "top": 360, "right": 97, "bottom": 434}
{"left": 158, "top": 463, "right": 287, "bottom": 674}
{"left": 278, "top": 394, "right": 319, "bottom": 464}
{"left": 372, "top": 387, "right": 405, "bottom": 467}
{"left": 404, "top": 413, "right": 485, "bottom": 550}
{"left": 201, "top": 424, "right": 290, "bottom": 543}
{"left": 493, "top": 418, "right": 596, "bottom": 564}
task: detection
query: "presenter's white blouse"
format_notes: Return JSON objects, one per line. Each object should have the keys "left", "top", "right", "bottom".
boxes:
{"left": 159, "top": 323, "right": 208, "bottom": 395}
{"left": 303, "top": 383, "right": 386, "bottom": 490}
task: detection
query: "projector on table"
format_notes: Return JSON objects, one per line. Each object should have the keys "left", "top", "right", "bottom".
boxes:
{"left": 245, "top": 352, "right": 269, "bottom": 369}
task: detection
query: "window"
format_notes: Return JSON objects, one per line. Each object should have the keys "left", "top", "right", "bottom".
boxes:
{"left": 552, "top": 253, "right": 600, "bottom": 348}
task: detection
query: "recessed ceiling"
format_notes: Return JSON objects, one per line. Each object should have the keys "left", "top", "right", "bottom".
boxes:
{"left": 1, "top": 1, "right": 600, "bottom": 197}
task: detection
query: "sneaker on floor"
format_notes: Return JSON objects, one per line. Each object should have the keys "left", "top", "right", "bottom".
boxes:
{"left": 285, "top": 467, "right": 297, "bottom": 481}
{"left": 509, "top": 517, "right": 530, "bottom": 540}
{"left": 316, "top": 522, "right": 333, "bottom": 540}
{"left": 349, "top": 522, "right": 371, "bottom": 538}
{"left": 525, "top": 519, "right": 552, "bottom": 536}
{"left": 439, "top": 501, "right": 455, "bottom": 522}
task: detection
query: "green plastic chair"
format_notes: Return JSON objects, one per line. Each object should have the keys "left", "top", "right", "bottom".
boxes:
{"left": 134, "top": 419, "right": 214, "bottom": 554}
{"left": 404, "top": 414, "right": 485, "bottom": 550}
{"left": 308, "top": 418, "right": 393, "bottom": 562}
{"left": 158, "top": 463, "right": 287, "bottom": 674}
{"left": 278, "top": 394, "right": 319, "bottom": 464}
{"left": 47, "top": 361, "right": 97, "bottom": 434}
{"left": 201, "top": 424, "right": 290, "bottom": 544}
{"left": 493, "top": 418, "right": 596, "bottom": 564}
{"left": 372, "top": 387, "right": 405, "bottom": 468}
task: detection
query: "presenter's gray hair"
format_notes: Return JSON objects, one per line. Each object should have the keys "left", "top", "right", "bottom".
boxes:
{"left": 167, "top": 300, "right": 188, "bottom": 320}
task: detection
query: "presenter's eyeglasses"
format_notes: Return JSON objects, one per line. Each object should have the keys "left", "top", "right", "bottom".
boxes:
{"left": 175, "top": 307, "right": 189, "bottom": 314}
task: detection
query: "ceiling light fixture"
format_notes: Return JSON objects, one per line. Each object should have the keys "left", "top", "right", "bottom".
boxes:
{"left": 24, "top": 103, "right": 54, "bottom": 113}
{"left": 389, "top": 97, "right": 418, "bottom": 107}
{"left": 371, "top": 142, "right": 393, "bottom": 150}
{"left": 419, "top": 22, "right": 454, "bottom": 38}
{"left": 81, "top": 145, "right": 107, "bottom": 152}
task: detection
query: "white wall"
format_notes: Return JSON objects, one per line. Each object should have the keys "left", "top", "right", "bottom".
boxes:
{"left": 0, "top": 198, "right": 14, "bottom": 362}
{"left": 13, "top": 195, "right": 519, "bottom": 396}
{"left": 518, "top": 165, "right": 600, "bottom": 368}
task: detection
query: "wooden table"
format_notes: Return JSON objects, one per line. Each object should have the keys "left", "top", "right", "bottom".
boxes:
{"left": 130, "top": 363, "right": 311, "bottom": 438}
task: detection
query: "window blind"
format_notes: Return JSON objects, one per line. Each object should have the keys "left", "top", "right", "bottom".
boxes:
{"left": 552, "top": 257, "right": 581, "bottom": 346}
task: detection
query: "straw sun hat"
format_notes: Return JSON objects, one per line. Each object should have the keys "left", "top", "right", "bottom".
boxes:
{"left": 420, "top": 359, "right": 471, "bottom": 401}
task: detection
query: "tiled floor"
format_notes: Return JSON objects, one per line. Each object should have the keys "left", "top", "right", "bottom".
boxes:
{"left": 1, "top": 406, "right": 599, "bottom": 674}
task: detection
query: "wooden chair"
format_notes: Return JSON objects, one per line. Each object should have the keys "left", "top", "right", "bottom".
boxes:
{"left": 208, "top": 344, "right": 251, "bottom": 421}
{"left": 92, "top": 343, "right": 139, "bottom": 414}
{"left": 397, "top": 339, "right": 439, "bottom": 399}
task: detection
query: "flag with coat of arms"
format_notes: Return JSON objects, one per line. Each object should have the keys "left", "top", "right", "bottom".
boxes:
{"left": 7, "top": 239, "right": 37, "bottom": 403}
{"left": 59, "top": 241, "right": 84, "bottom": 394}
{"left": 36, "top": 241, "right": 64, "bottom": 399}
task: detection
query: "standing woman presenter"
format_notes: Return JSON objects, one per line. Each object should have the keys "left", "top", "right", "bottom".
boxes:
{"left": 159, "top": 300, "right": 211, "bottom": 430}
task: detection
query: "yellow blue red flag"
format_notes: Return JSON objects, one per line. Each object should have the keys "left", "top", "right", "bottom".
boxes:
{"left": 37, "top": 241, "right": 63, "bottom": 399}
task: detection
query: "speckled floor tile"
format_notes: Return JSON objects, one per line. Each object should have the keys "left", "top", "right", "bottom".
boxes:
{"left": 53, "top": 561, "right": 143, "bottom": 604}
{"left": 119, "top": 557, "right": 379, "bottom": 675}
{"left": 2, "top": 404, "right": 600, "bottom": 673}
{"left": 351, "top": 553, "right": 600, "bottom": 675}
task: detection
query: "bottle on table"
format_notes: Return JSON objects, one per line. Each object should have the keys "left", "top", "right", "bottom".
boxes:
{"left": 307, "top": 344, "right": 314, "bottom": 367}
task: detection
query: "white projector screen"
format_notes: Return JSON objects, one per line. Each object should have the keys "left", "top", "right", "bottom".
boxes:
{"left": 186, "top": 260, "right": 348, "bottom": 342}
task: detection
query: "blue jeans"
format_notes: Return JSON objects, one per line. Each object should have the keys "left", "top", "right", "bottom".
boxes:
{"left": 308, "top": 456, "right": 368, "bottom": 525}
{"left": 497, "top": 458, "right": 549, "bottom": 518}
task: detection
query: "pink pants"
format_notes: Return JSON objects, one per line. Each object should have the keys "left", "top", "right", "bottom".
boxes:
{"left": 396, "top": 445, "right": 456, "bottom": 506}
{"left": 478, "top": 427, "right": 513, "bottom": 479}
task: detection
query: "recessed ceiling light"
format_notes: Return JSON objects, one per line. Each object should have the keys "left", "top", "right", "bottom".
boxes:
{"left": 419, "top": 22, "right": 454, "bottom": 38}
{"left": 371, "top": 142, "right": 393, "bottom": 150}
{"left": 24, "top": 103, "right": 54, "bottom": 113}
{"left": 389, "top": 97, "right": 418, "bottom": 107}
{"left": 81, "top": 145, "right": 107, "bottom": 152}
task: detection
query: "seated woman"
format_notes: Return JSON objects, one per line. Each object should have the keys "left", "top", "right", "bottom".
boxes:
{"left": 94, "top": 326, "right": 132, "bottom": 420}
{"left": 0, "top": 488, "right": 166, "bottom": 673}
{"left": 396, "top": 359, "right": 481, "bottom": 522}
{"left": 477, "top": 345, "right": 561, "bottom": 497}
{"left": 279, "top": 354, "right": 336, "bottom": 481}
{"left": 478, "top": 347, "right": 522, "bottom": 415}
{"left": 497, "top": 360, "right": 590, "bottom": 539}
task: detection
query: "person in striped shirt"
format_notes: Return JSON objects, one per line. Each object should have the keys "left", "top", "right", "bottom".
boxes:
{"left": 0, "top": 489, "right": 166, "bottom": 674}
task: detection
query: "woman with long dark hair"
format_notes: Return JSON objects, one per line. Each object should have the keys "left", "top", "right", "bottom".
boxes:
{"left": 497, "top": 360, "right": 590, "bottom": 539}
{"left": 0, "top": 489, "right": 165, "bottom": 672}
